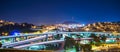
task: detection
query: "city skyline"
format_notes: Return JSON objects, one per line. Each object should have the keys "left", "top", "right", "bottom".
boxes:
{"left": 0, "top": 0, "right": 120, "bottom": 25}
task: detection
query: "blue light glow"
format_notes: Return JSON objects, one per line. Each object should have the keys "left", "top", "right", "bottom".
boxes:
{"left": 10, "top": 30, "right": 20, "bottom": 36}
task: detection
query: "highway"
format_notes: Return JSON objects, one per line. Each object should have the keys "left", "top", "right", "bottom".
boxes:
{"left": 1, "top": 32, "right": 120, "bottom": 49}
{"left": 1, "top": 32, "right": 118, "bottom": 39}
{"left": 13, "top": 40, "right": 64, "bottom": 48}
{"left": 2, "top": 34, "right": 53, "bottom": 47}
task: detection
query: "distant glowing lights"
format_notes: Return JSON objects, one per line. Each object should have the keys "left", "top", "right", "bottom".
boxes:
{"left": 57, "top": 24, "right": 85, "bottom": 29}
{"left": 10, "top": 30, "right": 20, "bottom": 36}
{"left": 85, "top": 28, "right": 89, "bottom": 31}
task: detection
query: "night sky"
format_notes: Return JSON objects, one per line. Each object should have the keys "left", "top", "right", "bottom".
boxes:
{"left": 0, "top": 0, "right": 120, "bottom": 25}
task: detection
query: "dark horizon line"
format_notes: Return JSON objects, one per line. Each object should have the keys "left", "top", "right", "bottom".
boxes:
{"left": 0, "top": 19, "right": 120, "bottom": 26}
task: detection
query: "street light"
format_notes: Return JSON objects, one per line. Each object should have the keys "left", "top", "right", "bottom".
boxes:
{"left": 85, "top": 28, "right": 89, "bottom": 32}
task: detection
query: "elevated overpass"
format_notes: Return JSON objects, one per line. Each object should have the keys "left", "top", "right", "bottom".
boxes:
{"left": 0, "top": 32, "right": 116, "bottom": 44}
{"left": 0, "top": 32, "right": 120, "bottom": 48}
{"left": 13, "top": 40, "right": 64, "bottom": 49}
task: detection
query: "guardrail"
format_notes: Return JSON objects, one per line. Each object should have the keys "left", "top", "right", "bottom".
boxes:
{"left": 2, "top": 35, "right": 53, "bottom": 47}
{"left": 0, "top": 48, "right": 53, "bottom": 52}
{"left": 0, "top": 32, "right": 115, "bottom": 39}
{"left": 14, "top": 40, "right": 64, "bottom": 48}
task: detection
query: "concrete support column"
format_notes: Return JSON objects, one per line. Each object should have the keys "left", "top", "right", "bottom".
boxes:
{"left": 68, "top": 33, "right": 71, "bottom": 37}
{"left": 46, "top": 34, "right": 48, "bottom": 41}
{"left": 61, "top": 34, "right": 65, "bottom": 40}
{"left": 11, "top": 38, "right": 13, "bottom": 43}
{"left": 25, "top": 36, "right": 27, "bottom": 40}
{"left": 11, "top": 38, "right": 15, "bottom": 43}
{"left": 60, "top": 42, "right": 65, "bottom": 49}
{"left": 61, "top": 34, "right": 64, "bottom": 40}
{"left": 14, "top": 37, "right": 17, "bottom": 42}
{"left": 52, "top": 34, "right": 55, "bottom": 40}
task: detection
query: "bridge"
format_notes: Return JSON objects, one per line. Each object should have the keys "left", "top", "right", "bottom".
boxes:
{"left": 0, "top": 32, "right": 120, "bottom": 50}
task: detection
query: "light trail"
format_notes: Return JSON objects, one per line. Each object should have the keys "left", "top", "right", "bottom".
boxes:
{"left": 2, "top": 35, "right": 53, "bottom": 47}
{"left": 14, "top": 40, "right": 64, "bottom": 48}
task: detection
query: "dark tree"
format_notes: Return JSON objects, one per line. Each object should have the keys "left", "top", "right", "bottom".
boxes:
{"left": 116, "top": 37, "right": 119, "bottom": 43}
{"left": 90, "top": 33, "right": 101, "bottom": 46}
{"left": 101, "top": 35, "right": 107, "bottom": 43}
{"left": 0, "top": 42, "right": 2, "bottom": 48}
{"left": 64, "top": 36, "right": 75, "bottom": 49}
{"left": 81, "top": 44, "right": 92, "bottom": 52}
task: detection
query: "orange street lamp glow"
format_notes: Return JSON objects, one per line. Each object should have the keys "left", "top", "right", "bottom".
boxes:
{"left": 85, "top": 28, "right": 89, "bottom": 31}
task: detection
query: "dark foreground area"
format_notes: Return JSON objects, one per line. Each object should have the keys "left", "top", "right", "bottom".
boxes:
{"left": 0, "top": 49, "right": 53, "bottom": 52}
{"left": 0, "top": 48, "right": 120, "bottom": 52}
